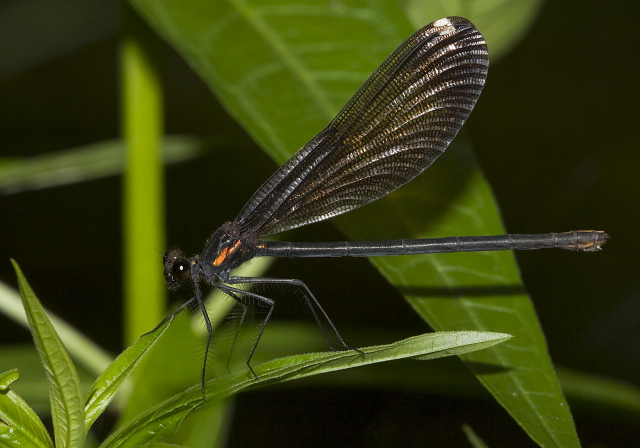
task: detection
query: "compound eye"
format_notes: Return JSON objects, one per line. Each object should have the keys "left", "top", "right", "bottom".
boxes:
{"left": 171, "top": 258, "right": 191, "bottom": 283}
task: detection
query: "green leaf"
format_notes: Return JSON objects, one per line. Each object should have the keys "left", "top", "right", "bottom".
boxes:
{"left": 101, "top": 331, "right": 511, "bottom": 447}
{"left": 130, "top": 0, "right": 412, "bottom": 160}
{"left": 170, "top": 397, "right": 233, "bottom": 448}
{"left": 127, "top": 1, "right": 581, "bottom": 446}
{"left": 114, "top": 311, "right": 202, "bottom": 427}
{"left": 0, "top": 371, "right": 54, "bottom": 448}
{"left": 557, "top": 367, "right": 640, "bottom": 424}
{"left": 344, "top": 142, "right": 581, "bottom": 448}
{"left": 260, "top": 322, "right": 640, "bottom": 425}
{"left": 462, "top": 423, "right": 490, "bottom": 448}
{"left": 11, "top": 261, "right": 84, "bottom": 448}
{"left": 0, "top": 136, "right": 219, "bottom": 195}
{"left": 137, "top": 444, "right": 190, "bottom": 448}
{"left": 0, "top": 280, "right": 112, "bottom": 380}
{"left": 0, "top": 346, "right": 97, "bottom": 418}
{"left": 83, "top": 316, "right": 173, "bottom": 436}
{"left": 0, "top": 370, "right": 19, "bottom": 391}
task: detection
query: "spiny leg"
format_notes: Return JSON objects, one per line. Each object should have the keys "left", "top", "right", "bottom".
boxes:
{"left": 218, "top": 288, "right": 249, "bottom": 374}
{"left": 141, "top": 291, "right": 209, "bottom": 398}
{"left": 141, "top": 296, "right": 197, "bottom": 338}
{"left": 226, "top": 276, "right": 359, "bottom": 355}
{"left": 217, "top": 283, "right": 275, "bottom": 379}
{"left": 193, "top": 282, "right": 212, "bottom": 399}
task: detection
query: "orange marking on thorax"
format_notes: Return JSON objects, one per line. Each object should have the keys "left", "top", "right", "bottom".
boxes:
{"left": 212, "top": 247, "right": 230, "bottom": 266}
{"left": 212, "top": 240, "right": 243, "bottom": 266}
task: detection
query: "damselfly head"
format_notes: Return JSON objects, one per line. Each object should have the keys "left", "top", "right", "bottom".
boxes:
{"left": 163, "top": 248, "right": 191, "bottom": 286}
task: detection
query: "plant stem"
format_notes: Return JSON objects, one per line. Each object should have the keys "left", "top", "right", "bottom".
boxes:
{"left": 121, "top": 2, "right": 165, "bottom": 346}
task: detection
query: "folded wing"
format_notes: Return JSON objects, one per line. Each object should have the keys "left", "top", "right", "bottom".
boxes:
{"left": 235, "top": 17, "right": 489, "bottom": 237}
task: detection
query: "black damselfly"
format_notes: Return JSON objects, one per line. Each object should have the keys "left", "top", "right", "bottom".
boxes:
{"left": 150, "top": 17, "right": 607, "bottom": 392}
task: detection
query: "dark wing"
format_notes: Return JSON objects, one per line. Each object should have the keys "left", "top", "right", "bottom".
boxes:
{"left": 234, "top": 17, "right": 489, "bottom": 237}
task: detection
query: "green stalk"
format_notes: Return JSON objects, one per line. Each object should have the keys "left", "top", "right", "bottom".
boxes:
{"left": 121, "top": 2, "right": 165, "bottom": 346}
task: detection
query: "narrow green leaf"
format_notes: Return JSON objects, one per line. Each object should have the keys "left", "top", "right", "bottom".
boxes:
{"left": 0, "top": 136, "right": 218, "bottom": 195}
{"left": 0, "top": 376, "right": 54, "bottom": 448}
{"left": 137, "top": 444, "right": 190, "bottom": 448}
{"left": 0, "top": 370, "right": 19, "bottom": 391}
{"left": 0, "top": 346, "right": 96, "bottom": 418}
{"left": 462, "top": 423, "right": 490, "bottom": 448}
{"left": 259, "top": 322, "right": 640, "bottom": 425}
{"left": 101, "top": 331, "right": 511, "bottom": 447}
{"left": 113, "top": 311, "right": 201, "bottom": 428}
{"left": 0, "top": 280, "right": 112, "bottom": 379}
{"left": 260, "top": 332, "right": 512, "bottom": 384}
{"left": 557, "top": 367, "right": 640, "bottom": 423}
{"left": 83, "top": 317, "right": 173, "bottom": 436}
{"left": 11, "top": 261, "right": 84, "bottom": 448}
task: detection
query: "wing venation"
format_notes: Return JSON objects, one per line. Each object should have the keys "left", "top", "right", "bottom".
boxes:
{"left": 234, "top": 17, "right": 489, "bottom": 236}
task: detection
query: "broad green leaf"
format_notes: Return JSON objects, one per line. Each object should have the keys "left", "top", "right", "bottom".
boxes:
{"left": 402, "top": 0, "right": 545, "bottom": 59}
{"left": 127, "top": 1, "right": 581, "bottom": 446}
{"left": 83, "top": 316, "right": 173, "bottom": 435}
{"left": 344, "top": 141, "right": 580, "bottom": 448}
{"left": 11, "top": 261, "right": 84, "bottom": 448}
{"left": 130, "top": 0, "right": 412, "bottom": 159}
{"left": 0, "top": 371, "right": 54, "bottom": 448}
{"left": 101, "top": 331, "right": 511, "bottom": 447}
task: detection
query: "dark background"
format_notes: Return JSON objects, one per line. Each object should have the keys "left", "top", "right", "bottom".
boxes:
{"left": 1, "top": 1, "right": 638, "bottom": 446}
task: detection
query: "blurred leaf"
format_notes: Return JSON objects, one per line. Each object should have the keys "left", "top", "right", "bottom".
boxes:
{"left": 127, "top": 1, "right": 581, "bottom": 446}
{"left": 101, "top": 330, "right": 511, "bottom": 447}
{"left": 0, "top": 0, "right": 118, "bottom": 77}
{"left": 170, "top": 398, "right": 233, "bottom": 448}
{"left": 137, "top": 444, "right": 190, "bottom": 448}
{"left": 0, "top": 136, "right": 224, "bottom": 195}
{"left": 0, "top": 280, "right": 112, "bottom": 379}
{"left": 463, "top": 423, "right": 490, "bottom": 448}
{"left": 557, "top": 367, "right": 640, "bottom": 425}
{"left": 11, "top": 261, "right": 84, "bottom": 448}
{"left": 0, "top": 345, "right": 95, "bottom": 416}
{"left": 115, "top": 311, "right": 201, "bottom": 428}
{"left": 402, "top": 0, "right": 545, "bottom": 59}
